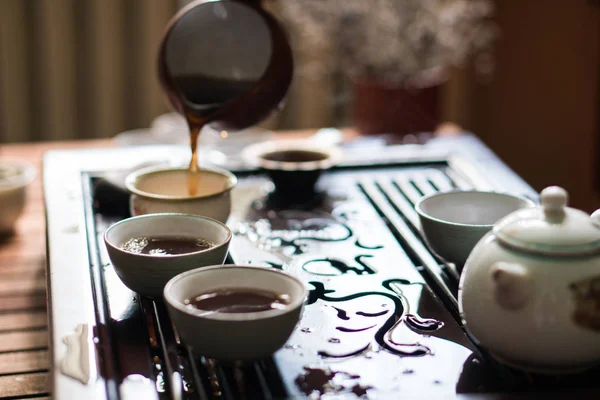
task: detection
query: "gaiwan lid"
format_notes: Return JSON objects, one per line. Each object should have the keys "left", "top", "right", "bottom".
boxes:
{"left": 494, "top": 186, "right": 600, "bottom": 256}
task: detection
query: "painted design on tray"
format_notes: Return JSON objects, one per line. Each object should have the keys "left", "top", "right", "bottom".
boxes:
{"left": 297, "top": 279, "right": 445, "bottom": 359}
{"left": 355, "top": 238, "right": 384, "bottom": 250}
{"left": 301, "top": 254, "right": 376, "bottom": 276}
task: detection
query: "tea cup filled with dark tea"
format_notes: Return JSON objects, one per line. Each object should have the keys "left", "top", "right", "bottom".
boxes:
{"left": 242, "top": 140, "right": 342, "bottom": 203}
{"left": 125, "top": 165, "right": 237, "bottom": 223}
{"left": 164, "top": 265, "right": 307, "bottom": 361}
{"left": 104, "top": 213, "right": 232, "bottom": 297}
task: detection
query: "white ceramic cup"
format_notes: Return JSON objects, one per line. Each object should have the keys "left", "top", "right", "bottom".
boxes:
{"left": 164, "top": 265, "right": 307, "bottom": 361}
{"left": 0, "top": 158, "right": 36, "bottom": 234}
{"left": 104, "top": 213, "right": 232, "bottom": 298}
{"left": 415, "top": 191, "right": 535, "bottom": 267}
{"left": 125, "top": 166, "right": 237, "bottom": 223}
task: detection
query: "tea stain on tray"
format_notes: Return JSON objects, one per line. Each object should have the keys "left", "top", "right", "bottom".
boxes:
{"left": 294, "top": 366, "right": 372, "bottom": 398}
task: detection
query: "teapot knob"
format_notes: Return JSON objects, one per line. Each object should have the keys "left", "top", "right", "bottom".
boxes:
{"left": 541, "top": 186, "right": 567, "bottom": 221}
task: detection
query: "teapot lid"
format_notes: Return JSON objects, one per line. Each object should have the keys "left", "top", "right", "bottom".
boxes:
{"left": 494, "top": 186, "right": 600, "bottom": 256}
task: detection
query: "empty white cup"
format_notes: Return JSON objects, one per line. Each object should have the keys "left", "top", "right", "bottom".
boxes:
{"left": 415, "top": 191, "right": 534, "bottom": 267}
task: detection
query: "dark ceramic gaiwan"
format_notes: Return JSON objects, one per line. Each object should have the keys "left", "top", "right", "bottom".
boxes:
{"left": 242, "top": 140, "right": 342, "bottom": 204}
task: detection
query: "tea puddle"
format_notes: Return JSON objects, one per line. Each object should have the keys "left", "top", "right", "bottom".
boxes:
{"left": 294, "top": 366, "right": 371, "bottom": 398}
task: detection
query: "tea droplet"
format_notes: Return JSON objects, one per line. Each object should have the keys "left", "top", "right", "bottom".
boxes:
{"left": 350, "top": 383, "right": 372, "bottom": 397}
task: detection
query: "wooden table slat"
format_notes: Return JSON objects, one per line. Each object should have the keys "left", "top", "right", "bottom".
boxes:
{"left": 2, "top": 215, "right": 46, "bottom": 236}
{"left": 0, "top": 350, "right": 49, "bottom": 375}
{"left": 0, "top": 311, "right": 47, "bottom": 332}
{"left": 0, "top": 331, "right": 48, "bottom": 353}
{"left": 0, "top": 256, "right": 46, "bottom": 273}
{"left": 0, "top": 372, "right": 49, "bottom": 398}
{"left": 0, "top": 279, "right": 46, "bottom": 297}
{"left": 0, "top": 241, "right": 45, "bottom": 258}
{"left": 0, "top": 296, "right": 47, "bottom": 313}
{"left": 0, "top": 269, "right": 46, "bottom": 281}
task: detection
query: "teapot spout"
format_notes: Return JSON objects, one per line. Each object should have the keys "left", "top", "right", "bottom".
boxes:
{"left": 490, "top": 262, "right": 531, "bottom": 310}
{"left": 591, "top": 209, "right": 600, "bottom": 226}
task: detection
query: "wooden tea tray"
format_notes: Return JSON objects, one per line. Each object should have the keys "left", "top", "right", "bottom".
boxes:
{"left": 43, "top": 134, "right": 600, "bottom": 399}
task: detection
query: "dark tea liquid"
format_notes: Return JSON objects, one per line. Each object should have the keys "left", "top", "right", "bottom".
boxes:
{"left": 261, "top": 150, "right": 329, "bottom": 163}
{"left": 120, "top": 236, "right": 214, "bottom": 256}
{"left": 185, "top": 289, "right": 291, "bottom": 313}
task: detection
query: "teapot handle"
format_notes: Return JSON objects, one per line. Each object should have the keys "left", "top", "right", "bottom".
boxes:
{"left": 490, "top": 262, "right": 531, "bottom": 310}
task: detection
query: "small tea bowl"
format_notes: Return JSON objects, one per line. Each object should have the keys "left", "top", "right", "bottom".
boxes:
{"left": 0, "top": 158, "right": 36, "bottom": 234}
{"left": 415, "top": 191, "right": 534, "bottom": 267}
{"left": 125, "top": 166, "right": 237, "bottom": 223}
{"left": 242, "top": 139, "right": 341, "bottom": 203}
{"left": 104, "top": 213, "right": 232, "bottom": 298}
{"left": 164, "top": 265, "right": 307, "bottom": 361}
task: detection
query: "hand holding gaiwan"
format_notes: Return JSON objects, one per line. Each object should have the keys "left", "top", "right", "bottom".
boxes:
{"left": 459, "top": 186, "right": 600, "bottom": 374}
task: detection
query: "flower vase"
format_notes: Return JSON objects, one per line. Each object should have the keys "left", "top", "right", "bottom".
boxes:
{"left": 352, "top": 78, "right": 442, "bottom": 136}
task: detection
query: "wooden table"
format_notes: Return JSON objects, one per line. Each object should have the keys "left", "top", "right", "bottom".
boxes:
{"left": 0, "top": 140, "right": 111, "bottom": 399}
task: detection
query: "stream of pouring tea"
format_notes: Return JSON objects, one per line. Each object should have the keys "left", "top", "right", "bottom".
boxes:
{"left": 187, "top": 123, "right": 202, "bottom": 197}
{"left": 176, "top": 75, "right": 258, "bottom": 197}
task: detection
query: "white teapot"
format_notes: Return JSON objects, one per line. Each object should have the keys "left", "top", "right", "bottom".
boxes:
{"left": 459, "top": 186, "right": 600, "bottom": 373}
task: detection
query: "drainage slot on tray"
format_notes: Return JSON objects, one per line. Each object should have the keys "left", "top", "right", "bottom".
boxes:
{"left": 357, "top": 179, "right": 459, "bottom": 314}
{"left": 383, "top": 178, "right": 460, "bottom": 282}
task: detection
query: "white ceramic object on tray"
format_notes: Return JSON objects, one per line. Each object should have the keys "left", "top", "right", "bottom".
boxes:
{"left": 460, "top": 186, "right": 600, "bottom": 373}
{"left": 125, "top": 166, "right": 237, "bottom": 223}
{"left": 0, "top": 158, "right": 36, "bottom": 234}
{"left": 415, "top": 190, "right": 534, "bottom": 266}
{"left": 104, "top": 213, "right": 231, "bottom": 298}
{"left": 164, "top": 265, "right": 307, "bottom": 361}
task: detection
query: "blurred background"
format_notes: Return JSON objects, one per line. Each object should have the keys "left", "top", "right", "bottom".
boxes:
{"left": 0, "top": 0, "right": 598, "bottom": 211}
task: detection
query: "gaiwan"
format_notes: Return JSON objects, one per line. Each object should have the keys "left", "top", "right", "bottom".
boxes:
{"left": 459, "top": 186, "right": 600, "bottom": 373}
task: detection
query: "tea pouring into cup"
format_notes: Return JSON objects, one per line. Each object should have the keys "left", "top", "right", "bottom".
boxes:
{"left": 129, "top": 0, "right": 293, "bottom": 214}
{"left": 157, "top": 0, "right": 293, "bottom": 172}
